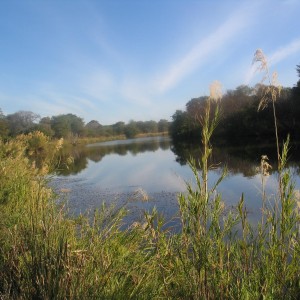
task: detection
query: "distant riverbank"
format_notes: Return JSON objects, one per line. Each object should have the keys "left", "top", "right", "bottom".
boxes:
{"left": 62, "top": 131, "right": 169, "bottom": 146}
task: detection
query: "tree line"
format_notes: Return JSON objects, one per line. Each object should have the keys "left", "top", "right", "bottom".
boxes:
{"left": 1, "top": 64, "right": 299, "bottom": 144}
{"left": 0, "top": 109, "right": 170, "bottom": 140}
{"left": 170, "top": 64, "right": 300, "bottom": 145}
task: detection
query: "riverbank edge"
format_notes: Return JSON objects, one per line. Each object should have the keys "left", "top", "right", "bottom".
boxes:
{"left": 61, "top": 131, "right": 169, "bottom": 147}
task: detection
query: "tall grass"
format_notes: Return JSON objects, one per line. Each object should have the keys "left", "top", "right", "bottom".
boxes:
{"left": 0, "top": 53, "right": 300, "bottom": 298}
{"left": 0, "top": 137, "right": 158, "bottom": 299}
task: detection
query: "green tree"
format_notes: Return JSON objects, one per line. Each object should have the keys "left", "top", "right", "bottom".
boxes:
{"left": 6, "top": 111, "right": 40, "bottom": 136}
{"left": 101, "top": 125, "right": 113, "bottom": 136}
{"left": 51, "top": 116, "right": 70, "bottom": 138}
{"left": 51, "top": 114, "right": 85, "bottom": 138}
{"left": 186, "top": 96, "right": 208, "bottom": 121}
{"left": 158, "top": 119, "right": 170, "bottom": 132}
{"left": 169, "top": 110, "right": 194, "bottom": 139}
{"left": 220, "top": 85, "right": 254, "bottom": 118}
{"left": 142, "top": 120, "right": 158, "bottom": 133}
{"left": 85, "top": 120, "right": 102, "bottom": 137}
{"left": 34, "top": 117, "right": 55, "bottom": 137}
{"left": 124, "top": 121, "right": 139, "bottom": 138}
{"left": 0, "top": 109, "right": 8, "bottom": 139}
{"left": 112, "top": 121, "right": 125, "bottom": 135}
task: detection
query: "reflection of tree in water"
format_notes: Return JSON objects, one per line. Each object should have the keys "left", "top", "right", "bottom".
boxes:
{"left": 114, "top": 145, "right": 127, "bottom": 156}
{"left": 159, "top": 139, "right": 171, "bottom": 150}
{"left": 288, "top": 143, "right": 300, "bottom": 176}
{"left": 87, "top": 150, "right": 104, "bottom": 162}
{"left": 55, "top": 137, "right": 171, "bottom": 175}
{"left": 56, "top": 147, "right": 89, "bottom": 176}
{"left": 171, "top": 140, "right": 300, "bottom": 178}
{"left": 129, "top": 140, "right": 160, "bottom": 155}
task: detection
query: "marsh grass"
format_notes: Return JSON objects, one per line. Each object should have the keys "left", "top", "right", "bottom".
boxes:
{"left": 0, "top": 54, "right": 300, "bottom": 298}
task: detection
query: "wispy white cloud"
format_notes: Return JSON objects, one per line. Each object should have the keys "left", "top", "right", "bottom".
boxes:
{"left": 120, "top": 78, "right": 153, "bottom": 106}
{"left": 155, "top": 4, "right": 254, "bottom": 93}
{"left": 269, "top": 39, "right": 300, "bottom": 66}
{"left": 80, "top": 70, "right": 115, "bottom": 102}
{"left": 28, "top": 89, "right": 101, "bottom": 121}
{"left": 75, "top": 97, "right": 97, "bottom": 110}
{"left": 245, "top": 38, "right": 300, "bottom": 84}
{"left": 115, "top": 2, "right": 258, "bottom": 116}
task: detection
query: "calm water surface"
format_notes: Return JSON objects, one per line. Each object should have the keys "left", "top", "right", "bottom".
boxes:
{"left": 51, "top": 136, "right": 300, "bottom": 225}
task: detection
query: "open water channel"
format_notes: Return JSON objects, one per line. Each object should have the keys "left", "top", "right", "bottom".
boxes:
{"left": 50, "top": 136, "right": 300, "bottom": 226}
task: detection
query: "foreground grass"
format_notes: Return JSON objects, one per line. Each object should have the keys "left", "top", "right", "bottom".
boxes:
{"left": 0, "top": 136, "right": 164, "bottom": 299}
{"left": 0, "top": 129, "right": 299, "bottom": 299}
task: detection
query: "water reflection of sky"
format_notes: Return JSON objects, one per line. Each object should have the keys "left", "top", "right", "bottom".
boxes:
{"left": 84, "top": 149, "right": 191, "bottom": 192}
{"left": 51, "top": 137, "right": 300, "bottom": 224}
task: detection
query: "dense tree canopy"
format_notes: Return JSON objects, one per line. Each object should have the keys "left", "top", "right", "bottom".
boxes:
{"left": 85, "top": 120, "right": 102, "bottom": 137}
{"left": 170, "top": 81, "right": 300, "bottom": 145}
{"left": 157, "top": 119, "right": 170, "bottom": 132}
{"left": 0, "top": 108, "right": 170, "bottom": 140}
{"left": 51, "top": 114, "right": 85, "bottom": 138}
{"left": 36, "top": 117, "right": 55, "bottom": 137}
{"left": 112, "top": 122, "right": 125, "bottom": 136}
{"left": 6, "top": 111, "right": 40, "bottom": 136}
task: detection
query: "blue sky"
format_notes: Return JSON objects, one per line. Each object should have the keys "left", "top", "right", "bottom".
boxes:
{"left": 1, "top": 0, "right": 300, "bottom": 125}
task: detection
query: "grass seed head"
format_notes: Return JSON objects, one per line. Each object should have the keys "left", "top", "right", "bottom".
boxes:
{"left": 261, "top": 155, "right": 272, "bottom": 176}
{"left": 253, "top": 49, "right": 268, "bottom": 73}
{"left": 209, "top": 80, "right": 222, "bottom": 101}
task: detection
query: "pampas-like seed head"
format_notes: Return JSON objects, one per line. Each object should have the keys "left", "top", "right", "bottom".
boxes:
{"left": 209, "top": 80, "right": 222, "bottom": 101}
{"left": 253, "top": 49, "right": 282, "bottom": 111}
{"left": 261, "top": 155, "right": 272, "bottom": 176}
{"left": 252, "top": 49, "right": 268, "bottom": 73}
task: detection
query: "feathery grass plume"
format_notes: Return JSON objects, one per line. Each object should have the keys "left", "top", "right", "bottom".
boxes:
{"left": 209, "top": 80, "right": 222, "bottom": 101}
{"left": 253, "top": 49, "right": 282, "bottom": 172}
{"left": 55, "top": 137, "right": 64, "bottom": 151}
{"left": 253, "top": 49, "right": 282, "bottom": 111}
{"left": 253, "top": 49, "right": 268, "bottom": 72}
{"left": 260, "top": 155, "right": 272, "bottom": 177}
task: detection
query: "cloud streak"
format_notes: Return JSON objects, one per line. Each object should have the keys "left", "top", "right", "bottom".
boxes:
{"left": 245, "top": 38, "right": 300, "bottom": 84}
{"left": 113, "top": 3, "right": 258, "bottom": 120}
{"left": 156, "top": 4, "right": 253, "bottom": 93}
{"left": 269, "top": 39, "right": 300, "bottom": 66}
{"left": 120, "top": 78, "right": 153, "bottom": 106}
{"left": 80, "top": 70, "right": 115, "bottom": 102}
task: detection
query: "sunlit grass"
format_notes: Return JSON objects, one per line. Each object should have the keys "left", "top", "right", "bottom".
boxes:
{"left": 1, "top": 124, "right": 299, "bottom": 300}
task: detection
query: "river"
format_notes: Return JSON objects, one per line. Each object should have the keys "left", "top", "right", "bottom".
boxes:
{"left": 50, "top": 136, "right": 300, "bottom": 226}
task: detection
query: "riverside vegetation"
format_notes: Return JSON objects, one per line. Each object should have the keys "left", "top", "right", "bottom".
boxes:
{"left": 170, "top": 63, "right": 300, "bottom": 146}
{"left": 1, "top": 50, "right": 300, "bottom": 299}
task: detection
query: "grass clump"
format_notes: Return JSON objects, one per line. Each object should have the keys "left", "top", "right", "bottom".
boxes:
{"left": 0, "top": 137, "right": 160, "bottom": 299}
